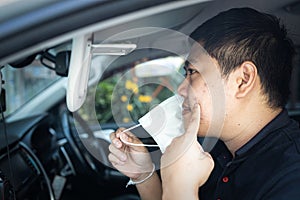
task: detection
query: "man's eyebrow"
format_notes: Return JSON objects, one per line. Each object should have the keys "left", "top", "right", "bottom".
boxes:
{"left": 186, "top": 57, "right": 199, "bottom": 65}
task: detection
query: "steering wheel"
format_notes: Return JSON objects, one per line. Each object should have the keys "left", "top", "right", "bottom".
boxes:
{"left": 60, "top": 109, "right": 111, "bottom": 174}
{"left": 72, "top": 111, "right": 112, "bottom": 168}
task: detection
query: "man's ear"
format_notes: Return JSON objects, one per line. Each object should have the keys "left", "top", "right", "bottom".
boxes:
{"left": 235, "top": 61, "right": 257, "bottom": 98}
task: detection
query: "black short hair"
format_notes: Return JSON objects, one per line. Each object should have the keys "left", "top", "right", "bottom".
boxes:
{"left": 190, "top": 7, "right": 295, "bottom": 108}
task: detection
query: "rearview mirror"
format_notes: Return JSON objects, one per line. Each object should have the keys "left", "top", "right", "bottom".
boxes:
{"left": 55, "top": 51, "right": 71, "bottom": 77}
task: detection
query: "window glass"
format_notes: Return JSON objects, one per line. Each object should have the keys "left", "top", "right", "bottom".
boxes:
{"left": 82, "top": 56, "right": 185, "bottom": 125}
{"left": 2, "top": 59, "right": 59, "bottom": 116}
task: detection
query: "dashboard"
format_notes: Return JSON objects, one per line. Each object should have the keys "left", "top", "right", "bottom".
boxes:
{"left": 0, "top": 114, "right": 58, "bottom": 199}
{"left": 0, "top": 103, "right": 140, "bottom": 200}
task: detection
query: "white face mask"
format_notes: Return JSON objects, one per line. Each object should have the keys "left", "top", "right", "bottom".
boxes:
{"left": 120, "top": 95, "right": 184, "bottom": 153}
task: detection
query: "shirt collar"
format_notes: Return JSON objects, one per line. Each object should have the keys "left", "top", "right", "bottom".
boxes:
{"left": 235, "top": 109, "right": 291, "bottom": 157}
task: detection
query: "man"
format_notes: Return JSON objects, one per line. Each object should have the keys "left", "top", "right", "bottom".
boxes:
{"left": 108, "top": 7, "right": 300, "bottom": 199}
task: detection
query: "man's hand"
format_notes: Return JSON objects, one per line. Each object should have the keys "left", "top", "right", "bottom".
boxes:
{"left": 109, "top": 128, "right": 163, "bottom": 200}
{"left": 108, "top": 128, "right": 153, "bottom": 181}
{"left": 161, "top": 104, "right": 214, "bottom": 199}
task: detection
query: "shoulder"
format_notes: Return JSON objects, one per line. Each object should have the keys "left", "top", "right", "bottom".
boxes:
{"left": 255, "top": 162, "right": 300, "bottom": 199}
{"left": 255, "top": 123, "right": 300, "bottom": 199}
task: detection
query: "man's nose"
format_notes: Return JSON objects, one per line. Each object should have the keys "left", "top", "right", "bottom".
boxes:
{"left": 177, "top": 78, "right": 188, "bottom": 97}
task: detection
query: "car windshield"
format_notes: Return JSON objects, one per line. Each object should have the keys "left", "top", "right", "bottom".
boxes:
{"left": 2, "top": 59, "right": 59, "bottom": 117}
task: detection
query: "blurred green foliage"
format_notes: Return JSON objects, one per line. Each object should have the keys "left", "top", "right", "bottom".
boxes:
{"left": 93, "top": 73, "right": 173, "bottom": 124}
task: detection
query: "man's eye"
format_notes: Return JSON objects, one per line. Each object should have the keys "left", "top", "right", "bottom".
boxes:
{"left": 186, "top": 69, "right": 197, "bottom": 76}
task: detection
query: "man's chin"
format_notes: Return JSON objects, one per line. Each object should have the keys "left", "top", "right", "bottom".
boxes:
{"left": 197, "top": 131, "right": 207, "bottom": 138}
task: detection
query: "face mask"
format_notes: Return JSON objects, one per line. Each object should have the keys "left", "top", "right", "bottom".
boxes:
{"left": 120, "top": 94, "right": 184, "bottom": 153}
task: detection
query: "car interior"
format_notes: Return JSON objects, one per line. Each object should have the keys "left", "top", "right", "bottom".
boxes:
{"left": 0, "top": 0, "right": 300, "bottom": 199}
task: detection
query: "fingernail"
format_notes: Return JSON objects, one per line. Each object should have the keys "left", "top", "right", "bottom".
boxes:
{"left": 122, "top": 133, "right": 128, "bottom": 141}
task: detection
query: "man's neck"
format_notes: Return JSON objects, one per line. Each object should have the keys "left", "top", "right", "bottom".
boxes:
{"left": 223, "top": 106, "right": 282, "bottom": 156}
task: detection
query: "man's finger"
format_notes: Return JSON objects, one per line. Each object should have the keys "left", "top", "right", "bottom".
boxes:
{"left": 110, "top": 131, "right": 116, "bottom": 141}
{"left": 108, "top": 153, "right": 125, "bottom": 166}
{"left": 108, "top": 144, "right": 127, "bottom": 161}
{"left": 116, "top": 127, "right": 126, "bottom": 137}
{"left": 120, "top": 132, "right": 143, "bottom": 145}
{"left": 110, "top": 132, "right": 123, "bottom": 148}
{"left": 119, "top": 132, "right": 149, "bottom": 154}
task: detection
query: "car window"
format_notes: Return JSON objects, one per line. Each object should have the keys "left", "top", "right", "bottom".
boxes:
{"left": 81, "top": 56, "right": 185, "bottom": 125}
{"left": 2, "top": 59, "right": 59, "bottom": 116}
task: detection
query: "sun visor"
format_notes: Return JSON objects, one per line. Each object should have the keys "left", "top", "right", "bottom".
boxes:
{"left": 67, "top": 35, "right": 92, "bottom": 112}
{"left": 66, "top": 35, "right": 136, "bottom": 112}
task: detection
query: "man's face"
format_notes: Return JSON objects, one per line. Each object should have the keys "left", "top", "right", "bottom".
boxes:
{"left": 178, "top": 44, "right": 227, "bottom": 138}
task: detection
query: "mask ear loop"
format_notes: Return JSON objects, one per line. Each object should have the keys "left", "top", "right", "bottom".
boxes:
{"left": 120, "top": 124, "right": 159, "bottom": 147}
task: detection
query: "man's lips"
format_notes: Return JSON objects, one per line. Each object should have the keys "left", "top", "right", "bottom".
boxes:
{"left": 182, "top": 104, "right": 191, "bottom": 115}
